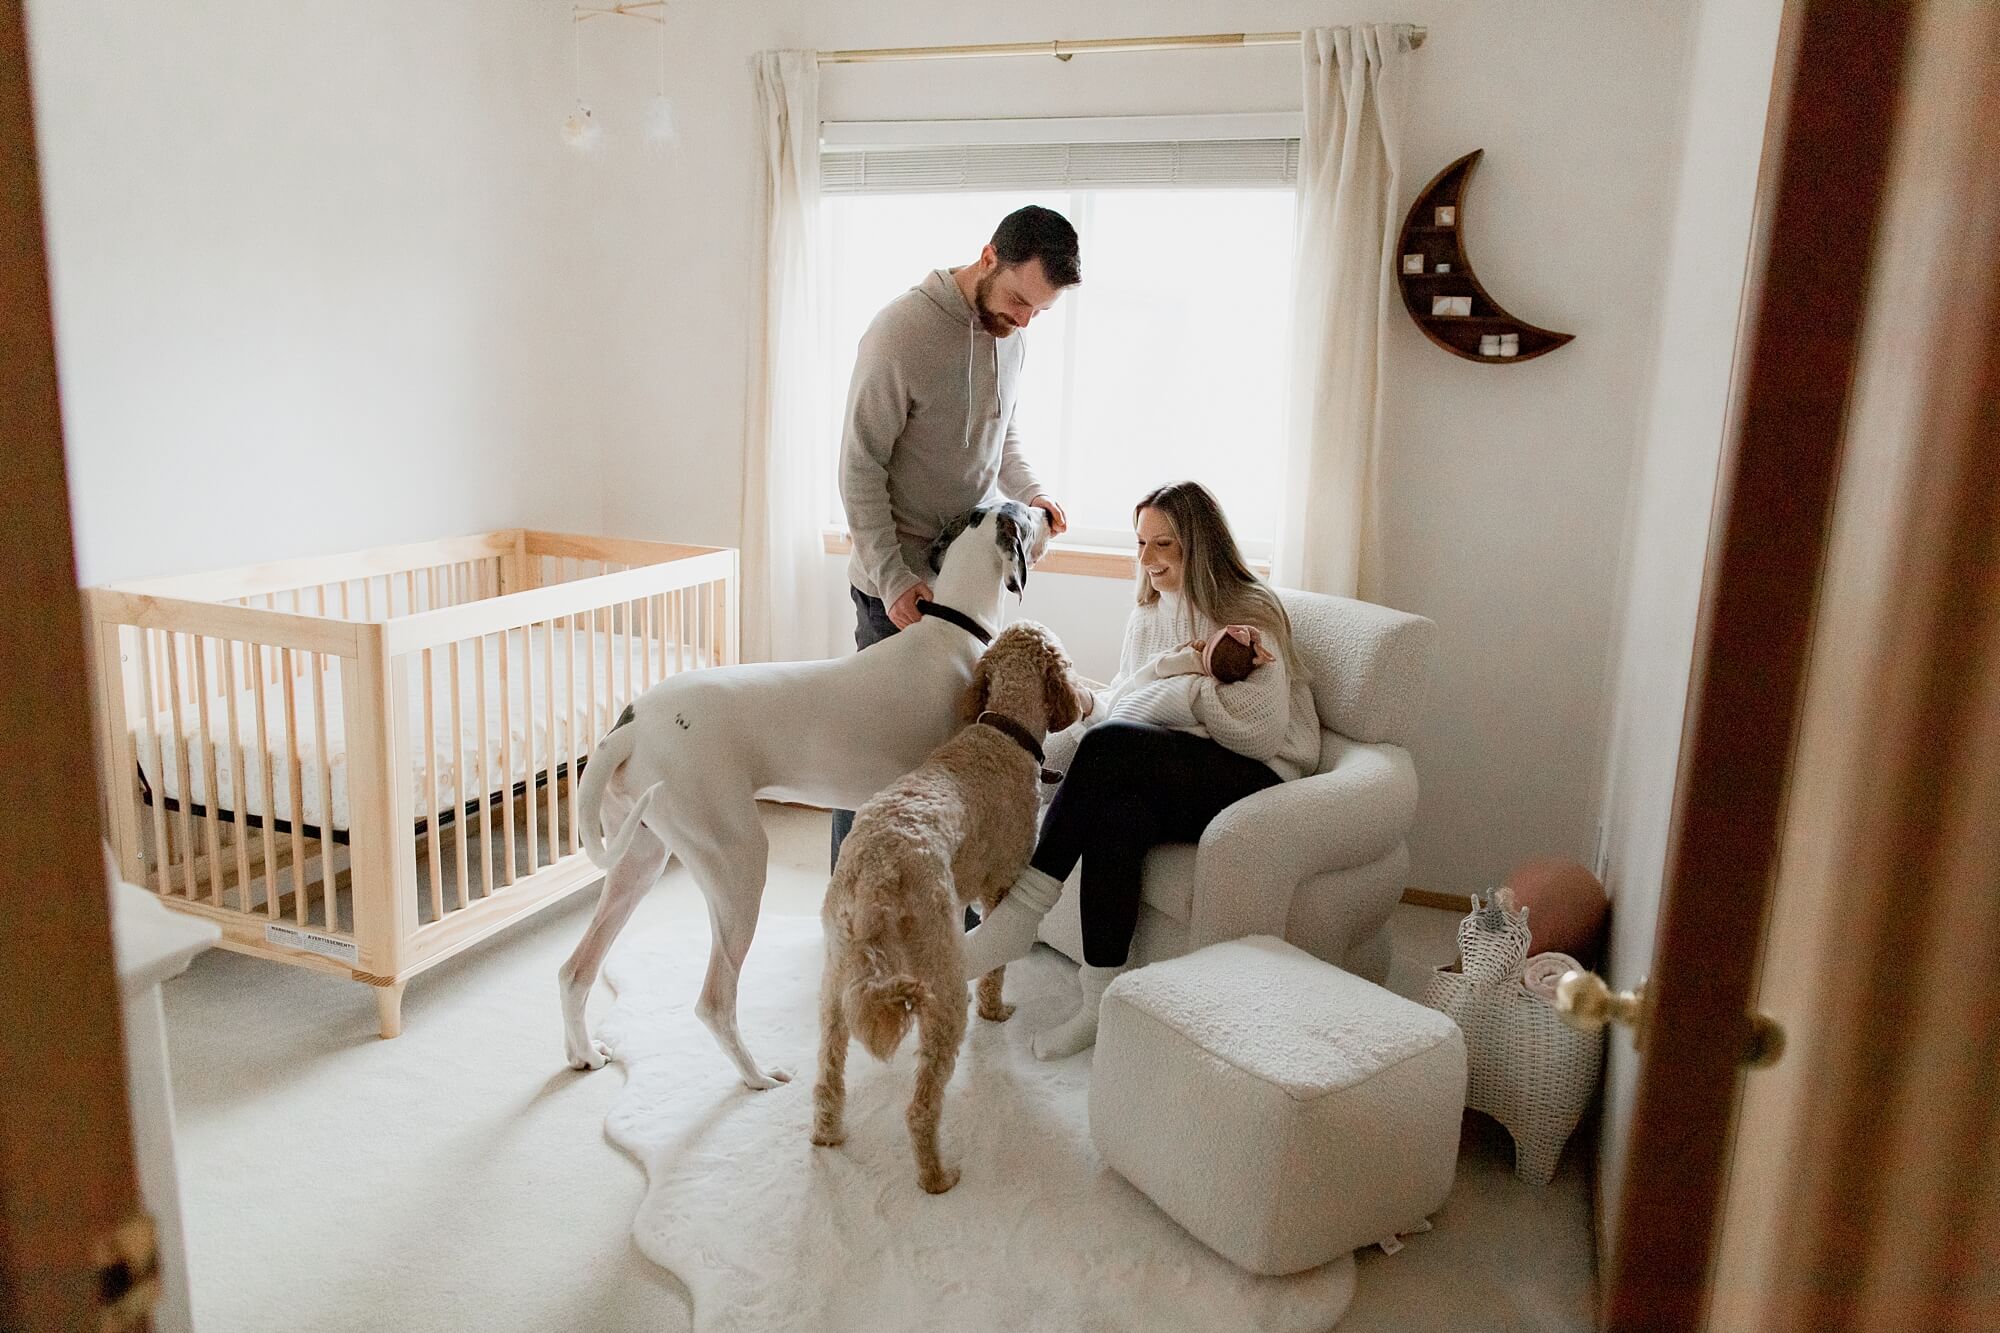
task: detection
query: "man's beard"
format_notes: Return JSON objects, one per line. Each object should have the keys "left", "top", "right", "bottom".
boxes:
{"left": 973, "top": 270, "right": 1017, "bottom": 338}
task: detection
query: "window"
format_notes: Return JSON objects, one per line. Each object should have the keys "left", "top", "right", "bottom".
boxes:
{"left": 817, "top": 129, "right": 1298, "bottom": 556}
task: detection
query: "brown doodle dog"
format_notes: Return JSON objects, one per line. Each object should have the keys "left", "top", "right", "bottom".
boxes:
{"left": 812, "top": 622, "right": 1082, "bottom": 1193}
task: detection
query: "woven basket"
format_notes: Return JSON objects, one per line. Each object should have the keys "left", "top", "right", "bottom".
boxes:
{"left": 1421, "top": 894, "right": 1605, "bottom": 1185}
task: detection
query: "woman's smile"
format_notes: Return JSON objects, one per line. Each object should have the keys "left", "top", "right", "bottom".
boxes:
{"left": 1135, "top": 506, "right": 1185, "bottom": 594}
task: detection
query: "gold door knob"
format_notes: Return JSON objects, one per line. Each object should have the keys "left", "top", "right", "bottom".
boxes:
{"left": 1555, "top": 969, "right": 1646, "bottom": 1043}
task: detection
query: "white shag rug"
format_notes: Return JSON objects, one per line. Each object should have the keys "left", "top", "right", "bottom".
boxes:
{"left": 597, "top": 915, "right": 1356, "bottom": 1333}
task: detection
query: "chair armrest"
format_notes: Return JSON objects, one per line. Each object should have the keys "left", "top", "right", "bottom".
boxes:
{"left": 1187, "top": 738, "right": 1418, "bottom": 952}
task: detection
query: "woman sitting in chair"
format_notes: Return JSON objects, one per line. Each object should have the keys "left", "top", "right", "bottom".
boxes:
{"left": 961, "top": 480, "right": 1321, "bottom": 1057}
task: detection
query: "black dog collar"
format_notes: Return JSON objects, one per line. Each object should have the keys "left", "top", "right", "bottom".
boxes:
{"left": 976, "top": 710, "right": 1063, "bottom": 785}
{"left": 916, "top": 599, "right": 992, "bottom": 644}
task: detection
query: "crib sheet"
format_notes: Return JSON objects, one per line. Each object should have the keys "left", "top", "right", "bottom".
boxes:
{"left": 134, "top": 627, "right": 701, "bottom": 833}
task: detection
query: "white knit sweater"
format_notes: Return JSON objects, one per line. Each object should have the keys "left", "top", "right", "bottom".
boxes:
{"left": 1056, "top": 595, "right": 1321, "bottom": 782}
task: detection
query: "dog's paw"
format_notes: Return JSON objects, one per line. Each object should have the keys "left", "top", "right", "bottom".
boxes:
{"left": 978, "top": 1000, "right": 1017, "bottom": 1023}
{"left": 742, "top": 1065, "right": 793, "bottom": 1091}
{"left": 919, "top": 1165, "right": 961, "bottom": 1195}
{"left": 811, "top": 1125, "right": 846, "bottom": 1148}
{"left": 566, "top": 1039, "right": 611, "bottom": 1071}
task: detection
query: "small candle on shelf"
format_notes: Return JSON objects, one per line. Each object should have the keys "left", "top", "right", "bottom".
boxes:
{"left": 1435, "top": 262, "right": 1452, "bottom": 273}
{"left": 1480, "top": 334, "right": 1502, "bottom": 357}
{"left": 1499, "top": 333, "right": 1520, "bottom": 357}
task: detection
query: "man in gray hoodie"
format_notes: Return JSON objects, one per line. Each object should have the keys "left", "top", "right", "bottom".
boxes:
{"left": 830, "top": 204, "right": 1081, "bottom": 870}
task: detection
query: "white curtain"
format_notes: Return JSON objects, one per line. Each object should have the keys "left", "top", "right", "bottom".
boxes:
{"left": 1274, "top": 25, "right": 1411, "bottom": 599}
{"left": 739, "top": 50, "right": 829, "bottom": 663}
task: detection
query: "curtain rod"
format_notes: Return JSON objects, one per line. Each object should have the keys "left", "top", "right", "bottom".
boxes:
{"left": 816, "top": 27, "right": 1426, "bottom": 66}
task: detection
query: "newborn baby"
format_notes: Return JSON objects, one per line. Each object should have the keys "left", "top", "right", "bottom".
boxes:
{"left": 1101, "top": 624, "right": 1274, "bottom": 732}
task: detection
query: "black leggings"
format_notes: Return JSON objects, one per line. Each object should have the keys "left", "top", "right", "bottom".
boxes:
{"left": 1031, "top": 721, "right": 1282, "bottom": 967}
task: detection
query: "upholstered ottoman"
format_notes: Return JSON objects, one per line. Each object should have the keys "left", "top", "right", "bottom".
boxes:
{"left": 1090, "top": 936, "right": 1466, "bottom": 1276}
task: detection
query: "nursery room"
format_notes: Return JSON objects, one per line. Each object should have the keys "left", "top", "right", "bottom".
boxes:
{"left": 4, "top": 0, "right": 1996, "bottom": 1330}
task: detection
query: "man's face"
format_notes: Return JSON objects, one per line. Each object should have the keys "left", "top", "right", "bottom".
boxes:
{"left": 974, "top": 253, "right": 1064, "bottom": 338}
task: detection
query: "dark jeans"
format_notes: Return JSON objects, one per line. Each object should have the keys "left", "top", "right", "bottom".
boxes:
{"left": 1031, "top": 721, "right": 1282, "bottom": 967}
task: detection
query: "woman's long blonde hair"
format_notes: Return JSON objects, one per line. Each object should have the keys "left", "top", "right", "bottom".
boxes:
{"left": 1133, "top": 481, "right": 1305, "bottom": 679}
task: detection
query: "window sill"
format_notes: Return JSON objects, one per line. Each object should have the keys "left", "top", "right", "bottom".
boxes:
{"left": 820, "top": 528, "right": 1269, "bottom": 581}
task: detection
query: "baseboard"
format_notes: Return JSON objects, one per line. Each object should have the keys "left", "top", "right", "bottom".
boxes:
{"left": 1400, "top": 886, "right": 1474, "bottom": 913}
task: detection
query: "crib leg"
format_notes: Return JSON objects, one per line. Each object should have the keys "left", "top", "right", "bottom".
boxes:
{"left": 373, "top": 979, "right": 408, "bottom": 1039}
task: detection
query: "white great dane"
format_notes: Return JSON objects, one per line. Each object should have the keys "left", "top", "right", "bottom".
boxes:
{"left": 559, "top": 501, "right": 1052, "bottom": 1087}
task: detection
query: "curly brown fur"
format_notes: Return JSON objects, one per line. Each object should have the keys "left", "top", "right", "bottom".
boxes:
{"left": 813, "top": 622, "right": 1081, "bottom": 1194}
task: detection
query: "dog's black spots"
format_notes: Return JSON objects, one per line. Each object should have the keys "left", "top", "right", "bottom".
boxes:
{"left": 674, "top": 713, "right": 691, "bottom": 732}
{"left": 609, "top": 703, "right": 636, "bottom": 733}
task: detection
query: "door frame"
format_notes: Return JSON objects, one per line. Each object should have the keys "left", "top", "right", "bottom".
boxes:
{"left": 1607, "top": 0, "right": 1999, "bottom": 1327}
{"left": 0, "top": 2, "right": 151, "bottom": 1327}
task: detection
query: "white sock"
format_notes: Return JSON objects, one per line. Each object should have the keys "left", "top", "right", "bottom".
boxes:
{"left": 1033, "top": 963, "right": 1121, "bottom": 1060}
{"left": 960, "top": 866, "right": 1064, "bottom": 978}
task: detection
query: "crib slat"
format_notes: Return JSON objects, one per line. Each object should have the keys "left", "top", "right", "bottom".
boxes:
{"left": 543, "top": 618, "right": 559, "bottom": 861}
{"left": 281, "top": 647, "right": 308, "bottom": 925}
{"left": 164, "top": 634, "right": 198, "bottom": 899}
{"left": 521, "top": 627, "right": 540, "bottom": 873}
{"left": 474, "top": 634, "right": 493, "bottom": 899}
{"left": 564, "top": 604, "right": 580, "bottom": 852}
{"left": 626, "top": 595, "right": 637, "bottom": 707}
{"left": 422, "top": 647, "right": 444, "bottom": 921}
{"left": 135, "top": 631, "right": 171, "bottom": 896}
{"left": 449, "top": 638, "right": 469, "bottom": 909}
{"left": 639, "top": 595, "right": 653, "bottom": 692}
{"left": 711, "top": 579, "right": 723, "bottom": 666}
{"left": 498, "top": 628, "right": 517, "bottom": 886}
{"left": 251, "top": 645, "right": 278, "bottom": 916}
{"left": 584, "top": 600, "right": 596, "bottom": 792}
{"left": 191, "top": 636, "right": 224, "bottom": 905}
{"left": 312, "top": 649, "right": 335, "bottom": 928}
{"left": 574, "top": 605, "right": 588, "bottom": 858}
{"left": 222, "top": 637, "right": 252, "bottom": 905}
{"left": 598, "top": 590, "right": 611, "bottom": 735}
{"left": 673, "top": 589, "right": 685, "bottom": 675}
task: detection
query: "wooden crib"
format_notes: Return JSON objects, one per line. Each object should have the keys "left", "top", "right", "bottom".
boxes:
{"left": 85, "top": 530, "right": 738, "bottom": 1037}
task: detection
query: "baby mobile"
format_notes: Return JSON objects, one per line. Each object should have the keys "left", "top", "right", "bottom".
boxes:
{"left": 566, "top": 2, "right": 679, "bottom": 151}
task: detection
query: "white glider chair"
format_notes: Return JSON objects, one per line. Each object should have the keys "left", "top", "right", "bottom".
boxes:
{"left": 1039, "top": 591, "right": 1437, "bottom": 984}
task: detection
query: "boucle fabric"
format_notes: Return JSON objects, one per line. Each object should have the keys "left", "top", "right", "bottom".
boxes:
{"left": 1277, "top": 589, "right": 1436, "bottom": 746}
{"left": 1091, "top": 937, "right": 1466, "bottom": 1276}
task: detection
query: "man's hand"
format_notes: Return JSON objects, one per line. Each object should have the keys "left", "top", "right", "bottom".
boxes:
{"left": 1069, "top": 678, "right": 1096, "bottom": 722}
{"left": 888, "top": 582, "right": 933, "bottom": 629}
{"left": 1030, "top": 495, "right": 1068, "bottom": 536}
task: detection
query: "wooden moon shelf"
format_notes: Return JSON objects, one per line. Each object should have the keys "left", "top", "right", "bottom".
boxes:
{"left": 1396, "top": 149, "right": 1574, "bottom": 363}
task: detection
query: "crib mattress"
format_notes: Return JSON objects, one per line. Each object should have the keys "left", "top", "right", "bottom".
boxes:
{"left": 135, "top": 627, "right": 697, "bottom": 833}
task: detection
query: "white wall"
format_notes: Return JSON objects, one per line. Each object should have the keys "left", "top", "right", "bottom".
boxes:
{"left": 29, "top": 0, "right": 1774, "bottom": 934}
{"left": 1593, "top": 0, "right": 1785, "bottom": 1248}
{"left": 567, "top": 0, "right": 1701, "bottom": 892}
{"left": 27, "top": 0, "right": 602, "bottom": 584}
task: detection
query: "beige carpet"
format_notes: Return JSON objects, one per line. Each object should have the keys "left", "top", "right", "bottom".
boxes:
{"left": 163, "top": 804, "right": 1597, "bottom": 1332}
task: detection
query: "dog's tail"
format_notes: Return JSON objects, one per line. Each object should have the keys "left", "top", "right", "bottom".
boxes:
{"left": 578, "top": 723, "right": 663, "bottom": 870}
{"left": 842, "top": 880, "right": 929, "bottom": 1062}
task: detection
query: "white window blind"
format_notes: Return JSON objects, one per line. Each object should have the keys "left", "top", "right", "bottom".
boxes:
{"left": 820, "top": 138, "right": 1300, "bottom": 194}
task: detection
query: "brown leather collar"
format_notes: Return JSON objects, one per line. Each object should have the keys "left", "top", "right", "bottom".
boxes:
{"left": 975, "top": 710, "right": 1062, "bottom": 784}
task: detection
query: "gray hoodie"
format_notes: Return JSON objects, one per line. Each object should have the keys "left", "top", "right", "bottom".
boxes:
{"left": 840, "top": 268, "right": 1046, "bottom": 605}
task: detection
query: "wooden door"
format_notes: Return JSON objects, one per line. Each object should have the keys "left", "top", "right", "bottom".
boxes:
{"left": 1605, "top": 1, "right": 1999, "bottom": 1328}
{"left": 0, "top": 2, "right": 155, "bottom": 1328}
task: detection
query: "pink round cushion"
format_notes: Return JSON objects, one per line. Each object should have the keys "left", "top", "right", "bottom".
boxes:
{"left": 1504, "top": 857, "right": 1608, "bottom": 967}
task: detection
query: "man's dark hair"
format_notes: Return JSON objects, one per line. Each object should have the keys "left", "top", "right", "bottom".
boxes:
{"left": 991, "top": 206, "right": 1081, "bottom": 287}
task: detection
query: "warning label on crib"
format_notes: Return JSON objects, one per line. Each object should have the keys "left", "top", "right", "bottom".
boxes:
{"left": 266, "top": 924, "right": 359, "bottom": 964}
